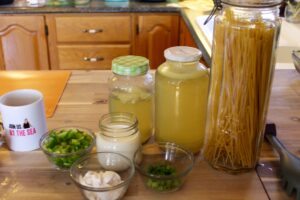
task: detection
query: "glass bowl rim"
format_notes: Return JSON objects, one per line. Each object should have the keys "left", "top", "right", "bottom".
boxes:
{"left": 133, "top": 142, "right": 195, "bottom": 179}
{"left": 69, "top": 151, "right": 135, "bottom": 192}
{"left": 39, "top": 126, "right": 96, "bottom": 157}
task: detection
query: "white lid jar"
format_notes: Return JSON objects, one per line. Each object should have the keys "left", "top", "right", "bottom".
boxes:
{"left": 155, "top": 46, "right": 209, "bottom": 153}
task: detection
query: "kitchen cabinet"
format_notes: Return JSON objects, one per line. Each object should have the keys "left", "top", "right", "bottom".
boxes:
{"left": 0, "top": 15, "right": 49, "bottom": 70}
{"left": 134, "top": 13, "right": 179, "bottom": 69}
{"left": 179, "top": 18, "right": 197, "bottom": 48}
{"left": 46, "top": 14, "right": 133, "bottom": 70}
{"left": 56, "top": 45, "right": 130, "bottom": 70}
{"left": 0, "top": 13, "right": 181, "bottom": 70}
{"left": 179, "top": 18, "right": 208, "bottom": 67}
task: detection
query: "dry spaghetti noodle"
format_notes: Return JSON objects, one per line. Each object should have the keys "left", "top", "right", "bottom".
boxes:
{"left": 203, "top": 8, "right": 280, "bottom": 173}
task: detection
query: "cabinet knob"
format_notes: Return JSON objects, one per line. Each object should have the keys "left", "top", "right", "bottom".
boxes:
{"left": 83, "top": 57, "right": 104, "bottom": 62}
{"left": 82, "top": 29, "right": 103, "bottom": 34}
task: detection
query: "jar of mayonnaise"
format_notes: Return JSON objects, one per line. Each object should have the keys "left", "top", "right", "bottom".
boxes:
{"left": 96, "top": 112, "right": 140, "bottom": 161}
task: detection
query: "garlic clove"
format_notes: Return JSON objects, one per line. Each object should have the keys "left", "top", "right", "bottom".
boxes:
{"left": 102, "top": 171, "right": 122, "bottom": 185}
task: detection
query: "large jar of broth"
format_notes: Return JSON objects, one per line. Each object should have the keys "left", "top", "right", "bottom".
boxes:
{"left": 108, "top": 55, "right": 154, "bottom": 143}
{"left": 155, "top": 46, "right": 209, "bottom": 153}
{"left": 203, "top": 0, "right": 281, "bottom": 173}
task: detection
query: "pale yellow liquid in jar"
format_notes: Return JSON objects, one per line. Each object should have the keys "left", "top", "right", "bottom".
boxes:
{"left": 155, "top": 62, "right": 209, "bottom": 153}
{"left": 109, "top": 88, "right": 153, "bottom": 143}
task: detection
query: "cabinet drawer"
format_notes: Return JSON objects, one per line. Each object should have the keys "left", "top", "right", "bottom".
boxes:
{"left": 57, "top": 45, "right": 130, "bottom": 70}
{"left": 55, "top": 16, "right": 131, "bottom": 42}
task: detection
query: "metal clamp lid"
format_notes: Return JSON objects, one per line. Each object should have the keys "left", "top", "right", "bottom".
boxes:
{"left": 204, "top": 0, "right": 222, "bottom": 25}
{"left": 204, "top": 0, "right": 283, "bottom": 25}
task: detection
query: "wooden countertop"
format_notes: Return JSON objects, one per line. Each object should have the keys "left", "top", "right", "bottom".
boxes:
{"left": 0, "top": 69, "right": 299, "bottom": 199}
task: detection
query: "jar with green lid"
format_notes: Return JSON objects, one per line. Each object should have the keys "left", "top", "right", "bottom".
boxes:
{"left": 155, "top": 46, "right": 209, "bottom": 153}
{"left": 108, "top": 55, "right": 154, "bottom": 143}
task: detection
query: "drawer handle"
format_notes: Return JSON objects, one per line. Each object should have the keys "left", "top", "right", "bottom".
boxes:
{"left": 83, "top": 56, "right": 104, "bottom": 62}
{"left": 82, "top": 29, "right": 103, "bottom": 34}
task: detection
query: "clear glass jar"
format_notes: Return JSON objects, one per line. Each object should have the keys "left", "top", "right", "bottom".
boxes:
{"left": 155, "top": 46, "right": 209, "bottom": 153}
{"left": 203, "top": 0, "right": 282, "bottom": 173}
{"left": 96, "top": 112, "right": 140, "bottom": 161}
{"left": 108, "top": 55, "right": 154, "bottom": 144}
{"left": 285, "top": 0, "right": 300, "bottom": 23}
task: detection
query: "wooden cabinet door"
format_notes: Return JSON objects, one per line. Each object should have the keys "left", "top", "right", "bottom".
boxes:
{"left": 179, "top": 18, "right": 208, "bottom": 67}
{"left": 134, "top": 14, "right": 179, "bottom": 69}
{"left": 179, "top": 18, "right": 197, "bottom": 48}
{"left": 0, "top": 16, "right": 49, "bottom": 70}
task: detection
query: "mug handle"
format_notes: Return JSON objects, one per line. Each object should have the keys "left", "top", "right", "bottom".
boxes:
{"left": 0, "top": 121, "right": 5, "bottom": 145}
{"left": 0, "top": 121, "right": 3, "bottom": 131}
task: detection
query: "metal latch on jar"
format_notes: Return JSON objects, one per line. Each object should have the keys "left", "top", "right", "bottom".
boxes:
{"left": 204, "top": 0, "right": 223, "bottom": 25}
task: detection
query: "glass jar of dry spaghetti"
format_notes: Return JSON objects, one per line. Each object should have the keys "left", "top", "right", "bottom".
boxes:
{"left": 203, "top": 0, "right": 282, "bottom": 173}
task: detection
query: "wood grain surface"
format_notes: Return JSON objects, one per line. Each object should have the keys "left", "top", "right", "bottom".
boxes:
{"left": 134, "top": 14, "right": 179, "bottom": 69}
{"left": 258, "top": 69, "right": 300, "bottom": 200}
{"left": 0, "top": 71, "right": 70, "bottom": 117}
{"left": 0, "top": 69, "right": 299, "bottom": 200}
{"left": 0, "top": 15, "right": 49, "bottom": 70}
{"left": 57, "top": 44, "right": 130, "bottom": 70}
{"left": 54, "top": 14, "right": 131, "bottom": 43}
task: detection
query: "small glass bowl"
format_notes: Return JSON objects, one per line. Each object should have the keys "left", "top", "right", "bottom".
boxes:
{"left": 134, "top": 142, "right": 194, "bottom": 193}
{"left": 40, "top": 127, "right": 95, "bottom": 170}
{"left": 70, "top": 152, "right": 135, "bottom": 200}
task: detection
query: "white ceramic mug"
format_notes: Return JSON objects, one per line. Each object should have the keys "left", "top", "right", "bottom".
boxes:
{"left": 0, "top": 89, "right": 47, "bottom": 151}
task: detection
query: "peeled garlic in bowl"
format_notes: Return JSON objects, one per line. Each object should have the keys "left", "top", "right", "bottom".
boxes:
{"left": 102, "top": 171, "right": 122, "bottom": 185}
{"left": 79, "top": 170, "right": 125, "bottom": 200}
{"left": 70, "top": 152, "right": 134, "bottom": 200}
